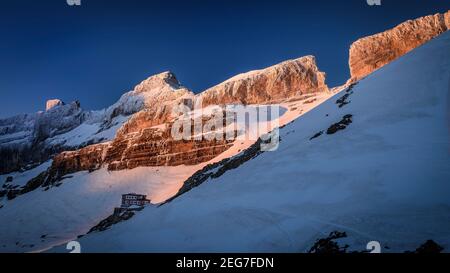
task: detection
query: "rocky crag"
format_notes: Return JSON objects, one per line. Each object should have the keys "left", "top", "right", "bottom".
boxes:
{"left": 349, "top": 11, "right": 450, "bottom": 81}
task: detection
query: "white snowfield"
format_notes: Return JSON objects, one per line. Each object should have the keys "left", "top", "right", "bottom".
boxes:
{"left": 46, "top": 31, "right": 450, "bottom": 253}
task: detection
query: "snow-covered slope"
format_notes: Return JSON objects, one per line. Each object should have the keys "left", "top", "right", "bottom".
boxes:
{"left": 54, "top": 31, "right": 450, "bottom": 253}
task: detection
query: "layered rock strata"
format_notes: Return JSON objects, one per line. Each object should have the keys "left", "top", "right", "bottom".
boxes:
{"left": 349, "top": 11, "right": 450, "bottom": 80}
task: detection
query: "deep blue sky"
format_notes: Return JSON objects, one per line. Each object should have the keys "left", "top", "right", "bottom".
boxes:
{"left": 0, "top": 0, "right": 449, "bottom": 118}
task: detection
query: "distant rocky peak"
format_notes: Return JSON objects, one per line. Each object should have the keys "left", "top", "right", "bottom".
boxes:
{"left": 133, "top": 71, "right": 184, "bottom": 94}
{"left": 101, "top": 71, "right": 194, "bottom": 128}
{"left": 46, "top": 99, "right": 65, "bottom": 111}
{"left": 199, "top": 55, "right": 328, "bottom": 106}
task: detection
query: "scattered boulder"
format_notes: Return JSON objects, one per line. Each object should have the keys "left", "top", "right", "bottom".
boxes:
{"left": 336, "top": 93, "right": 351, "bottom": 108}
{"left": 5, "top": 176, "right": 13, "bottom": 183}
{"left": 336, "top": 83, "right": 357, "bottom": 108}
{"left": 326, "top": 115, "right": 353, "bottom": 135}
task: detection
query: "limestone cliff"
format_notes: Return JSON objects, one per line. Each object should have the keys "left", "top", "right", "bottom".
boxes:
{"left": 349, "top": 11, "right": 449, "bottom": 81}
{"left": 199, "top": 56, "right": 328, "bottom": 107}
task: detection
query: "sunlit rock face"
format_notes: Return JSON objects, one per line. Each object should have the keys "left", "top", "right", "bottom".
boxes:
{"left": 45, "top": 99, "right": 64, "bottom": 111}
{"left": 103, "top": 71, "right": 194, "bottom": 131}
{"left": 199, "top": 56, "right": 328, "bottom": 107}
{"left": 48, "top": 122, "right": 233, "bottom": 180}
{"left": 349, "top": 11, "right": 449, "bottom": 81}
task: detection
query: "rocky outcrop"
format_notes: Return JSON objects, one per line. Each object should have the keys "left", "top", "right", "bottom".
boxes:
{"left": 34, "top": 101, "right": 85, "bottom": 142}
{"left": 411, "top": 240, "right": 444, "bottom": 254}
{"left": 326, "top": 115, "right": 353, "bottom": 135}
{"left": 199, "top": 56, "right": 328, "bottom": 107}
{"left": 308, "top": 231, "right": 349, "bottom": 254}
{"left": 45, "top": 99, "right": 64, "bottom": 111}
{"left": 349, "top": 11, "right": 450, "bottom": 80}
{"left": 102, "top": 71, "right": 194, "bottom": 132}
{"left": 88, "top": 209, "right": 136, "bottom": 234}
{"left": 0, "top": 101, "right": 86, "bottom": 174}
{"left": 47, "top": 122, "right": 233, "bottom": 181}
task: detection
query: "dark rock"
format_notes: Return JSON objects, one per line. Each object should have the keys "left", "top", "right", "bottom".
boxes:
{"left": 2, "top": 171, "right": 50, "bottom": 201}
{"left": 310, "top": 131, "right": 323, "bottom": 140}
{"left": 336, "top": 83, "right": 357, "bottom": 108}
{"left": 88, "top": 210, "right": 135, "bottom": 233}
{"left": 5, "top": 176, "right": 13, "bottom": 183}
{"left": 0, "top": 190, "right": 7, "bottom": 198}
{"left": 0, "top": 140, "right": 71, "bottom": 175}
{"left": 412, "top": 240, "right": 444, "bottom": 254}
{"left": 326, "top": 115, "right": 353, "bottom": 135}
{"left": 336, "top": 93, "right": 351, "bottom": 108}
{"left": 308, "top": 231, "right": 349, "bottom": 254}
{"left": 7, "top": 190, "right": 20, "bottom": 200}
{"left": 20, "top": 171, "right": 49, "bottom": 195}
